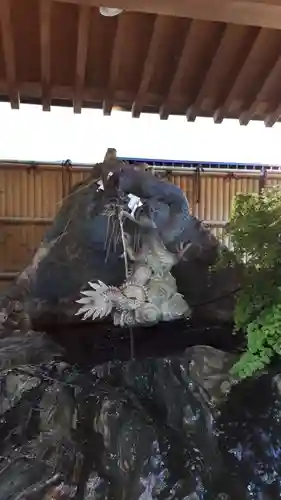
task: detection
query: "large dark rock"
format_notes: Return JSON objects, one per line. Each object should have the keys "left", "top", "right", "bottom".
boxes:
{"left": 1, "top": 159, "right": 277, "bottom": 500}
{"left": 1, "top": 160, "right": 239, "bottom": 328}
{"left": 0, "top": 330, "right": 280, "bottom": 499}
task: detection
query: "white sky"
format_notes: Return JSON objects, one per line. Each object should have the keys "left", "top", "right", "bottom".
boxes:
{"left": 1, "top": 102, "right": 281, "bottom": 165}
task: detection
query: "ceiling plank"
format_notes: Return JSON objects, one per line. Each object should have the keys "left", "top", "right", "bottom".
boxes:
{"left": 40, "top": 0, "right": 52, "bottom": 111}
{"left": 160, "top": 20, "right": 227, "bottom": 121}
{"left": 239, "top": 55, "right": 281, "bottom": 126}
{"left": 132, "top": 16, "right": 170, "bottom": 118}
{"left": 0, "top": 0, "right": 19, "bottom": 109}
{"left": 159, "top": 21, "right": 192, "bottom": 120}
{"left": 265, "top": 104, "right": 281, "bottom": 127}
{"left": 57, "top": 0, "right": 281, "bottom": 31}
{"left": 185, "top": 25, "right": 254, "bottom": 124}
{"left": 213, "top": 29, "right": 264, "bottom": 124}
{"left": 0, "top": 79, "right": 136, "bottom": 104}
{"left": 185, "top": 24, "right": 227, "bottom": 122}
{"left": 74, "top": 5, "right": 91, "bottom": 113}
{"left": 103, "top": 16, "right": 124, "bottom": 116}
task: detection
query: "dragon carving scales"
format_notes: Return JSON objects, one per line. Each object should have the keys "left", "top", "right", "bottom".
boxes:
{"left": 75, "top": 162, "right": 191, "bottom": 327}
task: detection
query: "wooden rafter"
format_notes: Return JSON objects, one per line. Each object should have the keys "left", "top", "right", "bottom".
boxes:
{"left": 159, "top": 20, "right": 192, "bottom": 120}
{"left": 103, "top": 16, "right": 124, "bottom": 116}
{"left": 40, "top": 0, "right": 51, "bottom": 111}
{"left": 3, "top": 0, "right": 281, "bottom": 124}
{"left": 132, "top": 16, "right": 170, "bottom": 118}
{"left": 0, "top": 80, "right": 136, "bottom": 104}
{"left": 265, "top": 104, "right": 281, "bottom": 127}
{"left": 57, "top": 0, "right": 281, "bottom": 31}
{"left": 185, "top": 25, "right": 227, "bottom": 122}
{"left": 184, "top": 24, "right": 251, "bottom": 124}
{"left": 239, "top": 55, "right": 281, "bottom": 126}
{"left": 74, "top": 4, "right": 91, "bottom": 113}
{"left": 0, "top": 0, "right": 19, "bottom": 109}
{"left": 213, "top": 29, "right": 264, "bottom": 124}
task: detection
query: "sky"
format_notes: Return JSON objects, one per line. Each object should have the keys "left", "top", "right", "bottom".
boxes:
{"left": 1, "top": 102, "right": 281, "bottom": 165}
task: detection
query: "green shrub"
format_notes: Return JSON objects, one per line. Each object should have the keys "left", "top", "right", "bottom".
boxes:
{"left": 222, "top": 186, "right": 281, "bottom": 379}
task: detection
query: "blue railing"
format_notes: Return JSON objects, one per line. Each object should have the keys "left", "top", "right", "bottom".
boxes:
{"left": 119, "top": 157, "right": 281, "bottom": 171}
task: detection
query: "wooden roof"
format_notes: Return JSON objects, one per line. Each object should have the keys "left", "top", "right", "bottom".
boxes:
{"left": 1, "top": 0, "right": 281, "bottom": 125}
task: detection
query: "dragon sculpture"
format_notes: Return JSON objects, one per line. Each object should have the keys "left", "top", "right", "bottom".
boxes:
{"left": 111, "top": 162, "right": 190, "bottom": 246}
{"left": 76, "top": 161, "right": 192, "bottom": 327}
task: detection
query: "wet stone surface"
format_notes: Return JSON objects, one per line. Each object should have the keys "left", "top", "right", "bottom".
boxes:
{"left": 0, "top": 330, "right": 280, "bottom": 499}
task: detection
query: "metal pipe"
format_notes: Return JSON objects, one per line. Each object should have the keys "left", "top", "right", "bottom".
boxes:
{"left": 0, "top": 159, "right": 280, "bottom": 177}
{"left": 0, "top": 157, "right": 280, "bottom": 168}
{"left": 0, "top": 159, "right": 94, "bottom": 168}
{"left": 0, "top": 162, "right": 93, "bottom": 172}
{"left": 146, "top": 165, "right": 279, "bottom": 176}
{"left": 0, "top": 162, "right": 280, "bottom": 178}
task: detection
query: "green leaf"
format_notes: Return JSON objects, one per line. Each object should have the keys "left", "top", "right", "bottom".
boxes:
{"left": 215, "top": 186, "right": 281, "bottom": 380}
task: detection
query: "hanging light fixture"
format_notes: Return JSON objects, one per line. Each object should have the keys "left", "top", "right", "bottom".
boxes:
{"left": 99, "top": 6, "right": 123, "bottom": 16}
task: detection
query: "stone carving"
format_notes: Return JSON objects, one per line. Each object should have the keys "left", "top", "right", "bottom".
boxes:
{"left": 76, "top": 220, "right": 191, "bottom": 327}
{"left": 75, "top": 160, "right": 194, "bottom": 327}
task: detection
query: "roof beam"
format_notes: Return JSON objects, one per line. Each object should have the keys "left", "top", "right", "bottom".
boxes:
{"left": 213, "top": 29, "right": 262, "bottom": 124}
{"left": 265, "top": 104, "right": 281, "bottom": 127}
{"left": 0, "top": 80, "right": 136, "bottom": 104}
{"left": 0, "top": 0, "right": 19, "bottom": 109}
{"left": 57, "top": 0, "right": 281, "bottom": 31}
{"left": 239, "top": 57, "right": 281, "bottom": 126}
{"left": 159, "top": 21, "right": 192, "bottom": 120}
{"left": 40, "top": 0, "right": 51, "bottom": 111}
{"left": 74, "top": 5, "right": 91, "bottom": 113}
{"left": 132, "top": 16, "right": 170, "bottom": 118}
{"left": 103, "top": 17, "right": 123, "bottom": 115}
{"left": 185, "top": 25, "right": 227, "bottom": 122}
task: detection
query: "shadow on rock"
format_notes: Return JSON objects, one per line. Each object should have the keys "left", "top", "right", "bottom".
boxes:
{"left": 0, "top": 331, "right": 280, "bottom": 499}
